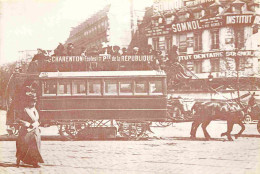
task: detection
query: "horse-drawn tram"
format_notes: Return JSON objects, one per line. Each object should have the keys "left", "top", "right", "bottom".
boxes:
{"left": 5, "top": 52, "right": 260, "bottom": 140}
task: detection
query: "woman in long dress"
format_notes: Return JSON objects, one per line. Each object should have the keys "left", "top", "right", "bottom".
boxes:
{"left": 16, "top": 93, "right": 44, "bottom": 168}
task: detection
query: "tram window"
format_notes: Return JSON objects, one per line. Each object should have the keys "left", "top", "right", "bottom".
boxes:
{"left": 72, "top": 80, "right": 86, "bottom": 95}
{"left": 58, "top": 81, "right": 71, "bottom": 95}
{"left": 104, "top": 80, "right": 118, "bottom": 95}
{"left": 88, "top": 80, "right": 101, "bottom": 95}
{"left": 135, "top": 81, "right": 148, "bottom": 95}
{"left": 149, "top": 81, "right": 163, "bottom": 95}
{"left": 42, "top": 80, "right": 57, "bottom": 96}
{"left": 119, "top": 81, "right": 133, "bottom": 95}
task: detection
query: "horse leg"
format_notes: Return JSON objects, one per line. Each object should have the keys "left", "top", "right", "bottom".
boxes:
{"left": 221, "top": 123, "right": 228, "bottom": 137}
{"left": 201, "top": 120, "right": 211, "bottom": 140}
{"left": 190, "top": 120, "right": 201, "bottom": 139}
{"left": 226, "top": 121, "right": 234, "bottom": 141}
{"left": 234, "top": 121, "right": 245, "bottom": 139}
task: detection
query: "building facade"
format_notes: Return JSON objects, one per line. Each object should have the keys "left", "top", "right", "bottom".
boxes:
{"left": 65, "top": 0, "right": 149, "bottom": 55}
{"left": 144, "top": 0, "right": 260, "bottom": 99}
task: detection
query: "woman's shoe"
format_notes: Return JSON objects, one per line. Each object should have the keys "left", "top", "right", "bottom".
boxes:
{"left": 16, "top": 158, "right": 20, "bottom": 168}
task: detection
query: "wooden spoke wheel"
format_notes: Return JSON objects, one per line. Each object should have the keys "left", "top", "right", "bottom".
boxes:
{"left": 155, "top": 122, "right": 172, "bottom": 127}
{"left": 117, "top": 122, "right": 150, "bottom": 140}
{"left": 58, "top": 123, "right": 85, "bottom": 139}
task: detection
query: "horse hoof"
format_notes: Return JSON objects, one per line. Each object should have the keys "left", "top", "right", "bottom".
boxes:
{"left": 205, "top": 137, "right": 211, "bottom": 141}
{"left": 234, "top": 135, "right": 239, "bottom": 139}
{"left": 221, "top": 133, "right": 226, "bottom": 137}
{"left": 228, "top": 138, "right": 234, "bottom": 141}
{"left": 190, "top": 136, "right": 196, "bottom": 140}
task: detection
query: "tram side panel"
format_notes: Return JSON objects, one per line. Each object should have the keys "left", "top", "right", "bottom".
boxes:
{"left": 39, "top": 96, "right": 167, "bottom": 122}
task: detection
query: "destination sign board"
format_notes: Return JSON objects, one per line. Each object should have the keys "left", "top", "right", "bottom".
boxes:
{"left": 47, "top": 55, "right": 154, "bottom": 63}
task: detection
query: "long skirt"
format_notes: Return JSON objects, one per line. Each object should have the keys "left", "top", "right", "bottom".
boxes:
{"left": 16, "top": 127, "right": 44, "bottom": 165}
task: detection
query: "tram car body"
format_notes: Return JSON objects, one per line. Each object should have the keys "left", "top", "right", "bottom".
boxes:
{"left": 6, "top": 70, "right": 167, "bottom": 126}
{"left": 39, "top": 71, "right": 167, "bottom": 123}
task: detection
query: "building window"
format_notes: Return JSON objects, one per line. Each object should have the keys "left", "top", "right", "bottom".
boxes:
{"left": 211, "top": 29, "right": 219, "bottom": 49}
{"left": 235, "top": 28, "right": 244, "bottom": 49}
{"left": 194, "top": 61, "right": 202, "bottom": 73}
{"left": 194, "top": 32, "right": 202, "bottom": 51}
{"left": 210, "top": 59, "right": 220, "bottom": 72}
{"left": 194, "top": 11, "right": 202, "bottom": 19}
{"left": 152, "top": 38, "right": 159, "bottom": 51}
{"left": 239, "top": 57, "right": 246, "bottom": 71}
{"left": 179, "top": 34, "right": 187, "bottom": 53}
{"left": 166, "top": 17, "right": 172, "bottom": 24}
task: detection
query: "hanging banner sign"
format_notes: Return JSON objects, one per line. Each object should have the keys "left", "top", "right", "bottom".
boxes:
{"left": 172, "top": 16, "right": 223, "bottom": 33}
{"left": 225, "top": 14, "right": 254, "bottom": 25}
{"left": 47, "top": 55, "right": 154, "bottom": 63}
{"left": 178, "top": 50, "right": 259, "bottom": 61}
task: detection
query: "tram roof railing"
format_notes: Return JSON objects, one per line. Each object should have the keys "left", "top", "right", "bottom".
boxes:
{"left": 39, "top": 70, "right": 166, "bottom": 78}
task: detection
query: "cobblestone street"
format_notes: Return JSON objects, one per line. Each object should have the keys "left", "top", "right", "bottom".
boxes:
{"left": 1, "top": 111, "right": 260, "bottom": 174}
{"left": 1, "top": 136, "right": 260, "bottom": 174}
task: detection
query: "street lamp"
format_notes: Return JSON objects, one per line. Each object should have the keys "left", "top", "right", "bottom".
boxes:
{"left": 208, "top": 73, "right": 214, "bottom": 101}
{"left": 234, "top": 52, "right": 240, "bottom": 102}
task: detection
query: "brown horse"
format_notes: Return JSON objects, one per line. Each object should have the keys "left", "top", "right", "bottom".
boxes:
{"left": 190, "top": 101, "right": 245, "bottom": 141}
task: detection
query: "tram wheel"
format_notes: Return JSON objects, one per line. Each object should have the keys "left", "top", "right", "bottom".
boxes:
{"left": 257, "top": 121, "right": 260, "bottom": 134}
{"left": 155, "top": 122, "right": 172, "bottom": 127}
{"left": 58, "top": 124, "right": 79, "bottom": 139}
{"left": 117, "top": 122, "right": 150, "bottom": 140}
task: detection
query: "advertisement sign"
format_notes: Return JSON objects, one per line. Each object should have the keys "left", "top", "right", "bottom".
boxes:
{"left": 146, "top": 14, "right": 259, "bottom": 35}
{"left": 178, "top": 50, "right": 259, "bottom": 61}
{"left": 172, "top": 16, "right": 223, "bottom": 33}
{"left": 218, "top": 71, "right": 248, "bottom": 78}
{"left": 145, "top": 25, "right": 170, "bottom": 37}
{"left": 225, "top": 14, "right": 254, "bottom": 25}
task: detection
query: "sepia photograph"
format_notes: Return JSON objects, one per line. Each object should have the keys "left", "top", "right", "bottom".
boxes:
{"left": 0, "top": 0, "right": 260, "bottom": 173}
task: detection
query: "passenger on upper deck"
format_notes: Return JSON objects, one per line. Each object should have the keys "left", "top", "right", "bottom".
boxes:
{"left": 28, "top": 49, "right": 47, "bottom": 73}
{"left": 54, "top": 43, "right": 65, "bottom": 56}
{"left": 66, "top": 43, "right": 75, "bottom": 56}
{"left": 132, "top": 47, "right": 143, "bottom": 70}
{"left": 32, "top": 49, "right": 45, "bottom": 62}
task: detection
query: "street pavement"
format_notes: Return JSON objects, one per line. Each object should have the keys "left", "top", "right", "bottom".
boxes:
{"left": 0, "top": 110, "right": 260, "bottom": 174}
